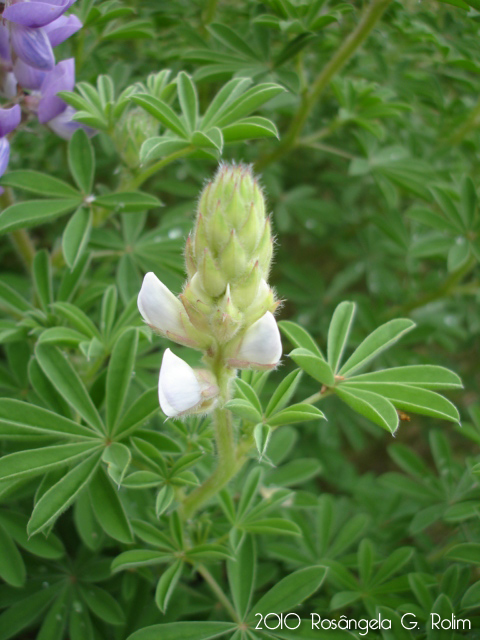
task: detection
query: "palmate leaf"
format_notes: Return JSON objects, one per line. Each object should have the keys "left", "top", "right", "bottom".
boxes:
{"left": 128, "top": 622, "right": 237, "bottom": 640}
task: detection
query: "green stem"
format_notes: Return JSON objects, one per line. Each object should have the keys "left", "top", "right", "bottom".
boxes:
{"left": 0, "top": 189, "right": 35, "bottom": 269}
{"left": 390, "top": 255, "right": 477, "bottom": 316}
{"left": 196, "top": 564, "right": 238, "bottom": 622}
{"left": 127, "top": 146, "right": 194, "bottom": 190}
{"left": 182, "top": 360, "right": 239, "bottom": 519}
{"left": 255, "top": 0, "right": 391, "bottom": 170}
{"left": 202, "top": 0, "right": 219, "bottom": 26}
{"left": 302, "top": 388, "right": 335, "bottom": 405}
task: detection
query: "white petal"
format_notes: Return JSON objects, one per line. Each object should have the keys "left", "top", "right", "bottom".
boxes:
{"left": 237, "top": 312, "right": 282, "bottom": 367}
{"left": 158, "top": 349, "right": 202, "bottom": 417}
{"left": 138, "top": 272, "right": 185, "bottom": 336}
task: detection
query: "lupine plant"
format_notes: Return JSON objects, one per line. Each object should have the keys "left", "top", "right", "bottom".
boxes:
{"left": 0, "top": 1, "right": 479, "bottom": 639}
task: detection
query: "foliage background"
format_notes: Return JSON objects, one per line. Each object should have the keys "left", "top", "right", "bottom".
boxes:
{"left": 0, "top": 0, "right": 480, "bottom": 638}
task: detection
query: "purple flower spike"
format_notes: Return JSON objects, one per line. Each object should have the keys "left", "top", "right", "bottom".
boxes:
{"left": 0, "top": 105, "right": 21, "bottom": 138}
{"left": 38, "top": 57, "right": 74, "bottom": 123}
{"left": 10, "top": 23, "right": 55, "bottom": 71}
{"left": 47, "top": 105, "right": 95, "bottom": 140}
{"left": 44, "top": 14, "right": 82, "bottom": 47}
{"left": 13, "top": 59, "right": 46, "bottom": 90}
{"left": 4, "top": 0, "right": 77, "bottom": 29}
{"left": 0, "top": 137, "right": 11, "bottom": 178}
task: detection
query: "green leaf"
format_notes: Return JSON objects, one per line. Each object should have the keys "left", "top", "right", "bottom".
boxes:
{"left": 0, "top": 399, "right": 96, "bottom": 439}
{"left": 327, "top": 301, "right": 356, "bottom": 374}
{"left": 89, "top": 467, "right": 133, "bottom": 543}
{"left": 208, "top": 23, "right": 258, "bottom": 59}
{"left": 106, "top": 328, "right": 138, "bottom": 432}
{"left": 202, "top": 77, "right": 252, "bottom": 129}
{"left": 132, "top": 94, "right": 188, "bottom": 137}
{"left": 445, "top": 542, "right": 480, "bottom": 564}
{"left": 0, "top": 281, "right": 32, "bottom": 314}
{"left": 214, "top": 83, "right": 285, "bottom": 127}
{"left": 0, "top": 441, "right": 101, "bottom": 481}
{"left": 32, "top": 249, "right": 53, "bottom": 312}
{"left": 222, "top": 116, "right": 279, "bottom": 142}
{"left": 177, "top": 72, "right": 198, "bottom": 132}
{"left": 155, "top": 560, "right": 183, "bottom": 613}
{"left": 338, "top": 319, "right": 416, "bottom": 377}
{"left": 1, "top": 170, "right": 80, "bottom": 197}
{"left": 335, "top": 386, "right": 399, "bottom": 433}
{"left": 27, "top": 451, "right": 101, "bottom": 536}
{"left": 347, "top": 365, "right": 463, "bottom": 389}
{"left": 156, "top": 485, "right": 175, "bottom": 517}
{"left": 95, "top": 191, "right": 162, "bottom": 212}
{"left": 227, "top": 535, "right": 256, "bottom": 618}
{"left": 249, "top": 566, "right": 327, "bottom": 619}
{"left": 238, "top": 467, "right": 263, "bottom": 518}
{"left": 52, "top": 301, "right": 101, "bottom": 340}
{"left": 0, "top": 198, "right": 81, "bottom": 234}
{"left": 268, "top": 403, "right": 325, "bottom": 427}
{"left": 0, "top": 587, "right": 58, "bottom": 640}
{"left": 0, "top": 511, "right": 63, "bottom": 558}
{"left": 242, "top": 518, "right": 301, "bottom": 536}
{"left": 224, "top": 398, "right": 263, "bottom": 423}
{"left": 266, "top": 458, "right": 323, "bottom": 487}
{"left": 254, "top": 423, "right": 271, "bottom": 458}
{"left": 0, "top": 523, "right": 25, "bottom": 587}
{"left": 79, "top": 584, "right": 125, "bottom": 625}
{"left": 461, "top": 581, "right": 480, "bottom": 609}
{"left": 140, "top": 137, "right": 190, "bottom": 163}
{"left": 278, "top": 320, "right": 324, "bottom": 357}
{"left": 186, "top": 544, "right": 234, "bottom": 561}
{"left": 62, "top": 206, "right": 92, "bottom": 269}
{"left": 343, "top": 382, "right": 460, "bottom": 423}
{"left": 235, "top": 378, "right": 263, "bottom": 413}
{"left": 289, "top": 349, "right": 335, "bottom": 386}
{"left": 112, "top": 550, "right": 172, "bottom": 572}
{"left": 127, "top": 622, "right": 237, "bottom": 640}
{"left": 68, "top": 129, "right": 95, "bottom": 193}
{"left": 265, "top": 369, "right": 303, "bottom": 417}
{"left": 102, "top": 442, "right": 131, "bottom": 486}
{"left": 35, "top": 344, "right": 105, "bottom": 434}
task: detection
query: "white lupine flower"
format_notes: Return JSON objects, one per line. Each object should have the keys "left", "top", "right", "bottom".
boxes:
{"left": 138, "top": 272, "right": 189, "bottom": 342}
{"left": 158, "top": 349, "right": 218, "bottom": 418}
{"left": 228, "top": 311, "right": 282, "bottom": 370}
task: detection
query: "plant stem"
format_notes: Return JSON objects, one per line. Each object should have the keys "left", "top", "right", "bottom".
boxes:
{"left": 302, "top": 388, "right": 335, "bottom": 405}
{"left": 127, "top": 146, "right": 194, "bottom": 190}
{"left": 255, "top": 0, "right": 392, "bottom": 170}
{"left": 390, "top": 255, "right": 477, "bottom": 316}
{"left": 0, "top": 189, "right": 35, "bottom": 270}
{"left": 449, "top": 100, "right": 480, "bottom": 145}
{"left": 196, "top": 564, "right": 238, "bottom": 622}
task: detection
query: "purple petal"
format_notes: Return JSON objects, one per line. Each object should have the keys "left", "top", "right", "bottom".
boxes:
{"left": 38, "top": 57, "right": 74, "bottom": 123}
{"left": 13, "top": 59, "right": 46, "bottom": 90}
{"left": 4, "top": 0, "right": 73, "bottom": 28}
{"left": 46, "top": 105, "right": 95, "bottom": 140}
{"left": 44, "top": 14, "right": 82, "bottom": 47}
{"left": 0, "top": 105, "right": 21, "bottom": 138}
{"left": 10, "top": 23, "right": 55, "bottom": 71}
{"left": 0, "top": 23, "right": 11, "bottom": 63}
{"left": 0, "top": 138, "right": 11, "bottom": 177}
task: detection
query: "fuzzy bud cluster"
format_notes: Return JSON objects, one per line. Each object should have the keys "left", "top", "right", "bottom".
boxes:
{"left": 137, "top": 163, "right": 282, "bottom": 418}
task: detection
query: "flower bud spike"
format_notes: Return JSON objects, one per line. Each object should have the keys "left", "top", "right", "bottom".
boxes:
{"left": 179, "top": 293, "right": 211, "bottom": 334}
{"left": 238, "top": 202, "right": 262, "bottom": 256}
{"left": 220, "top": 230, "right": 247, "bottom": 282}
{"left": 193, "top": 214, "right": 209, "bottom": 262}
{"left": 243, "top": 279, "right": 276, "bottom": 325}
{"left": 199, "top": 248, "right": 227, "bottom": 298}
{"left": 209, "top": 200, "right": 231, "bottom": 253}
{"left": 227, "top": 311, "right": 282, "bottom": 370}
{"left": 224, "top": 182, "right": 247, "bottom": 230}
{"left": 231, "top": 261, "right": 261, "bottom": 310}
{"left": 257, "top": 217, "right": 273, "bottom": 276}
{"left": 184, "top": 235, "right": 197, "bottom": 279}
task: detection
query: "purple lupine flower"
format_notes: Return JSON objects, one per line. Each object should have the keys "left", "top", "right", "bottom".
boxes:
{"left": 1, "top": 0, "right": 78, "bottom": 71}
{"left": 38, "top": 57, "right": 74, "bottom": 122}
{"left": 43, "top": 14, "right": 82, "bottom": 47}
{"left": 0, "top": 104, "right": 21, "bottom": 184}
{"left": 47, "top": 105, "right": 94, "bottom": 140}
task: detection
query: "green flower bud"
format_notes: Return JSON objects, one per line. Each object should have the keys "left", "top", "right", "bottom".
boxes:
{"left": 186, "top": 163, "right": 277, "bottom": 345}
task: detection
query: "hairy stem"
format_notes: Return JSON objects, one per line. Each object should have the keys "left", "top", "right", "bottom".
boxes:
{"left": 127, "top": 146, "right": 194, "bottom": 190}
{"left": 196, "top": 564, "right": 238, "bottom": 622}
{"left": 256, "top": 0, "right": 391, "bottom": 170}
